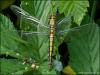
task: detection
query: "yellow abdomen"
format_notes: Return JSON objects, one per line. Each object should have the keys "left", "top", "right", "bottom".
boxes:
{"left": 48, "top": 15, "right": 56, "bottom": 69}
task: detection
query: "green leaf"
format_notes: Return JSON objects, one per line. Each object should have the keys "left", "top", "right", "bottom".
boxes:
{"left": 0, "top": 59, "right": 29, "bottom": 75}
{"left": 20, "top": 0, "right": 51, "bottom": 62}
{"left": 0, "top": 14, "right": 26, "bottom": 59}
{"left": 56, "top": 0, "right": 89, "bottom": 25}
{"left": 0, "top": 13, "right": 39, "bottom": 61}
{"left": 68, "top": 23, "right": 100, "bottom": 74}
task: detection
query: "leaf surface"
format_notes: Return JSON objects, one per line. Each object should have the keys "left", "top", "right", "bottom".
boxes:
{"left": 68, "top": 23, "right": 100, "bottom": 74}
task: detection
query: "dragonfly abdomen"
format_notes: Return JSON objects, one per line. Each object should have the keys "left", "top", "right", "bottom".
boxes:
{"left": 49, "top": 26, "right": 54, "bottom": 69}
{"left": 48, "top": 15, "right": 56, "bottom": 70}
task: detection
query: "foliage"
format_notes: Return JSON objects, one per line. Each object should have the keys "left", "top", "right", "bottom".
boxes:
{"left": 68, "top": 23, "right": 99, "bottom": 74}
{"left": 0, "top": 14, "right": 29, "bottom": 74}
{"left": 0, "top": 0, "right": 100, "bottom": 75}
{"left": 56, "top": 0, "right": 89, "bottom": 25}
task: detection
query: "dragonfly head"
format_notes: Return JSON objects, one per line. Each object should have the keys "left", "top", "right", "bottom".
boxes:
{"left": 49, "top": 15, "right": 56, "bottom": 19}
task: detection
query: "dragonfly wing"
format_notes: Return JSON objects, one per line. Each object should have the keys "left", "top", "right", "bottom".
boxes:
{"left": 20, "top": 31, "right": 48, "bottom": 36}
{"left": 56, "top": 15, "right": 73, "bottom": 35}
{"left": 56, "top": 24, "right": 92, "bottom": 36}
{"left": 56, "top": 15, "right": 72, "bottom": 26}
{"left": 2, "top": 30, "right": 48, "bottom": 36}
{"left": 10, "top": 5, "right": 49, "bottom": 28}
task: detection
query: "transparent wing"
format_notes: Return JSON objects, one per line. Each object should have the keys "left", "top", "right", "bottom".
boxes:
{"left": 2, "top": 30, "right": 48, "bottom": 36}
{"left": 17, "top": 30, "right": 48, "bottom": 36}
{"left": 56, "top": 14, "right": 73, "bottom": 26}
{"left": 20, "top": 31, "right": 48, "bottom": 36}
{"left": 10, "top": 5, "right": 49, "bottom": 28}
{"left": 56, "top": 23, "right": 99, "bottom": 36}
{"left": 56, "top": 14, "right": 73, "bottom": 34}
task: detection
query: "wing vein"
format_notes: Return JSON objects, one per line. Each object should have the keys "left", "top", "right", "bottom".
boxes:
{"left": 10, "top": 5, "right": 49, "bottom": 28}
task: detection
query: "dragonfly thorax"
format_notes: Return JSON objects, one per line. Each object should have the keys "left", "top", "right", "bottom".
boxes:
{"left": 49, "top": 15, "right": 56, "bottom": 26}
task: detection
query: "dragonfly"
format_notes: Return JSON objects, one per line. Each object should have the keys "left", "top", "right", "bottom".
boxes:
{"left": 10, "top": 5, "right": 91, "bottom": 71}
